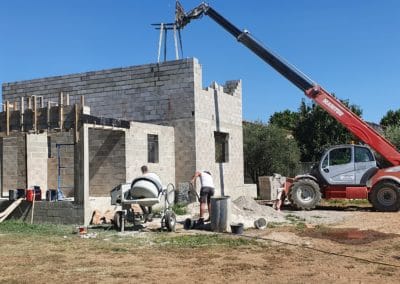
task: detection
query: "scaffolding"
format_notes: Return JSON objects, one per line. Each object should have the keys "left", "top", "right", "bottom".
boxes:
{"left": 152, "top": 22, "right": 183, "bottom": 62}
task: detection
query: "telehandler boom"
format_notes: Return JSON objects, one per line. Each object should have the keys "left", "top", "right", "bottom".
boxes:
{"left": 175, "top": 2, "right": 400, "bottom": 211}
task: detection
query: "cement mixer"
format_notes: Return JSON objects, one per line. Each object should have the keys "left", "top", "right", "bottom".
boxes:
{"left": 110, "top": 177, "right": 176, "bottom": 232}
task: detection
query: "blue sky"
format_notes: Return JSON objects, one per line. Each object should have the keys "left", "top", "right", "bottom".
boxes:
{"left": 1, "top": 0, "right": 399, "bottom": 123}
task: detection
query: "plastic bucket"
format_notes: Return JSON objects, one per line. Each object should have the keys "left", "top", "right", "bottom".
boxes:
{"left": 9, "top": 190, "right": 17, "bottom": 201}
{"left": 254, "top": 218, "right": 267, "bottom": 229}
{"left": 210, "top": 196, "right": 231, "bottom": 232}
{"left": 26, "top": 189, "right": 34, "bottom": 202}
{"left": 26, "top": 188, "right": 41, "bottom": 202}
{"left": 230, "top": 223, "right": 244, "bottom": 235}
{"left": 16, "top": 189, "right": 26, "bottom": 199}
{"left": 46, "top": 189, "right": 57, "bottom": 201}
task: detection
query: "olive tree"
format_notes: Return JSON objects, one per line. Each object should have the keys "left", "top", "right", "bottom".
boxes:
{"left": 243, "top": 121, "right": 301, "bottom": 184}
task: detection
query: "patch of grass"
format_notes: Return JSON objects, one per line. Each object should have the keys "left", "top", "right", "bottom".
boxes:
{"left": 285, "top": 214, "right": 305, "bottom": 223}
{"left": 171, "top": 203, "right": 187, "bottom": 215}
{"left": 0, "top": 220, "right": 71, "bottom": 236}
{"left": 295, "top": 222, "right": 306, "bottom": 230}
{"left": 153, "top": 234, "right": 259, "bottom": 248}
{"left": 285, "top": 214, "right": 306, "bottom": 231}
{"left": 266, "top": 222, "right": 283, "bottom": 228}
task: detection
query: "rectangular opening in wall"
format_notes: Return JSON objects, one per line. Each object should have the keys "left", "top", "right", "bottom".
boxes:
{"left": 214, "top": 131, "right": 229, "bottom": 163}
{"left": 147, "top": 134, "right": 159, "bottom": 163}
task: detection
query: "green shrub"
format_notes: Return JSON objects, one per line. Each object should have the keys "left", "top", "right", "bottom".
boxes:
{"left": 172, "top": 203, "right": 187, "bottom": 215}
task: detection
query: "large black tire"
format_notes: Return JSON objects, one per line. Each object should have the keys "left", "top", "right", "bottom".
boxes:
{"left": 113, "top": 212, "right": 122, "bottom": 231}
{"left": 369, "top": 181, "right": 400, "bottom": 212}
{"left": 289, "top": 178, "right": 321, "bottom": 210}
{"left": 165, "top": 211, "right": 176, "bottom": 232}
{"left": 113, "top": 211, "right": 125, "bottom": 232}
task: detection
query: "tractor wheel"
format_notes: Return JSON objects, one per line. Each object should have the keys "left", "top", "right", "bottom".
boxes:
{"left": 165, "top": 211, "right": 176, "bottom": 232}
{"left": 113, "top": 212, "right": 122, "bottom": 231}
{"left": 370, "top": 181, "right": 400, "bottom": 212}
{"left": 289, "top": 178, "right": 321, "bottom": 210}
{"left": 114, "top": 211, "right": 125, "bottom": 232}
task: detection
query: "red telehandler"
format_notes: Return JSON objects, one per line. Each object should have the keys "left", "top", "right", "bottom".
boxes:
{"left": 175, "top": 2, "right": 400, "bottom": 211}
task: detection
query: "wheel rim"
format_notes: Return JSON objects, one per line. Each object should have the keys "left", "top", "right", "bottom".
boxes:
{"left": 168, "top": 214, "right": 176, "bottom": 227}
{"left": 296, "top": 186, "right": 315, "bottom": 203}
{"left": 377, "top": 188, "right": 396, "bottom": 206}
{"left": 170, "top": 216, "right": 176, "bottom": 227}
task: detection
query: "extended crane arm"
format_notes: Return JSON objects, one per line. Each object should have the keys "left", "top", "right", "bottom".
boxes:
{"left": 175, "top": 2, "right": 400, "bottom": 166}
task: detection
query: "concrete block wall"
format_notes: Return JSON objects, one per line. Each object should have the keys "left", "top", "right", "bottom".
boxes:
{"left": 88, "top": 128, "right": 126, "bottom": 196}
{"left": 2, "top": 58, "right": 256, "bottom": 203}
{"left": 193, "top": 79, "right": 249, "bottom": 198}
{"left": 26, "top": 133, "right": 48, "bottom": 195}
{"left": 0, "top": 134, "right": 26, "bottom": 197}
{"left": 0, "top": 200, "right": 84, "bottom": 225}
{"left": 125, "top": 121, "right": 175, "bottom": 187}
{"left": 171, "top": 118, "right": 196, "bottom": 184}
{"left": 2, "top": 59, "right": 197, "bottom": 187}
{"left": 2, "top": 59, "right": 196, "bottom": 123}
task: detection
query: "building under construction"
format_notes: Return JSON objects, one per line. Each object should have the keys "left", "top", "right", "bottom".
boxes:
{"left": 0, "top": 58, "right": 256, "bottom": 225}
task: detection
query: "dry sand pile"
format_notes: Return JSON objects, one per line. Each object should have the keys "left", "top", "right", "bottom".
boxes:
{"left": 184, "top": 196, "right": 287, "bottom": 229}
{"left": 231, "top": 196, "right": 287, "bottom": 228}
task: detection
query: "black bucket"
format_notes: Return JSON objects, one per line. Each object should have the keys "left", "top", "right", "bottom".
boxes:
{"left": 184, "top": 218, "right": 195, "bottom": 230}
{"left": 230, "top": 223, "right": 244, "bottom": 235}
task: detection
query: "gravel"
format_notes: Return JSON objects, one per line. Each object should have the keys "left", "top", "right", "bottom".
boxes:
{"left": 231, "top": 196, "right": 287, "bottom": 228}
{"left": 181, "top": 196, "right": 351, "bottom": 230}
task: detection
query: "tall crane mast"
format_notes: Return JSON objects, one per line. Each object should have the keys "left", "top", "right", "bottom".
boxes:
{"left": 175, "top": 2, "right": 400, "bottom": 166}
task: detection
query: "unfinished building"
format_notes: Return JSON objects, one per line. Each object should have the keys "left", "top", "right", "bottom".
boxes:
{"left": 0, "top": 58, "right": 256, "bottom": 225}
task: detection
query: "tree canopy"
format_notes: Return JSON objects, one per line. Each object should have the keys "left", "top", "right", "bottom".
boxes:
{"left": 243, "top": 121, "right": 300, "bottom": 184}
{"left": 380, "top": 109, "right": 400, "bottom": 127}
{"left": 268, "top": 98, "right": 363, "bottom": 162}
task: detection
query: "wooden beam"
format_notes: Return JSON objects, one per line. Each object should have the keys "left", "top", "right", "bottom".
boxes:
{"left": 59, "top": 92, "right": 64, "bottom": 130}
{"left": 27, "top": 96, "right": 32, "bottom": 109}
{"left": 5, "top": 101, "right": 10, "bottom": 136}
{"left": 0, "top": 198, "right": 24, "bottom": 223}
{"left": 20, "top": 97, "right": 25, "bottom": 131}
{"left": 74, "top": 104, "right": 80, "bottom": 143}
{"left": 33, "top": 96, "right": 38, "bottom": 133}
{"left": 80, "top": 95, "right": 85, "bottom": 107}
{"left": 47, "top": 101, "right": 51, "bottom": 129}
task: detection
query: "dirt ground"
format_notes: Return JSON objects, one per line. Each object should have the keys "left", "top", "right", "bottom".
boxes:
{"left": 1, "top": 204, "right": 400, "bottom": 283}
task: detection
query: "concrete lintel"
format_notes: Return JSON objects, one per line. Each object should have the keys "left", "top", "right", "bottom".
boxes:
{"left": 84, "top": 123, "right": 127, "bottom": 132}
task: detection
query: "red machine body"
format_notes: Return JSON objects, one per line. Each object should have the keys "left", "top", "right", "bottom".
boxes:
{"left": 176, "top": 2, "right": 400, "bottom": 211}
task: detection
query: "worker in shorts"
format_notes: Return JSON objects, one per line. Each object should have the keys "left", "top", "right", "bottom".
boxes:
{"left": 191, "top": 170, "right": 215, "bottom": 223}
{"left": 272, "top": 173, "right": 285, "bottom": 211}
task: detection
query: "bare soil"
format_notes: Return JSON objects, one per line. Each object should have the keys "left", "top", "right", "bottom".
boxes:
{"left": 1, "top": 205, "right": 400, "bottom": 283}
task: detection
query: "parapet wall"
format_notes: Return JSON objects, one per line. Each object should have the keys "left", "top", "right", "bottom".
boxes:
{"left": 2, "top": 59, "right": 197, "bottom": 123}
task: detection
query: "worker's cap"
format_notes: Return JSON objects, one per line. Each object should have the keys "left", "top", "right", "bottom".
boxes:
{"left": 203, "top": 170, "right": 211, "bottom": 175}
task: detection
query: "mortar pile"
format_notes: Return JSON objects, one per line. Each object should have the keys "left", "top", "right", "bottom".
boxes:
{"left": 231, "top": 196, "right": 286, "bottom": 228}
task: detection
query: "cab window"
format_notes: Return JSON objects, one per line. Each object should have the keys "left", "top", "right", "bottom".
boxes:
{"left": 355, "top": 146, "right": 374, "bottom": 163}
{"left": 329, "top": 147, "right": 351, "bottom": 166}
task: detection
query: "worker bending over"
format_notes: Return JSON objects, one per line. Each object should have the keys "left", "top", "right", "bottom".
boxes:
{"left": 191, "top": 170, "right": 215, "bottom": 223}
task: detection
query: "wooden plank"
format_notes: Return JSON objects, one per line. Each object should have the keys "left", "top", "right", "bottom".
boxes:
{"left": 47, "top": 101, "right": 51, "bottom": 129}
{"left": 74, "top": 104, "right": 80, "bottom": 142}
{"left": 20, "top": 97, "right": 25, "bottom": 131}
{"left": 0, "top": 198, "right": 24, "bottom": 222}
{"left": 33, "top": 96, "right": 37, "bottom": 132}
{"left": 59, "top": 92, "right": 64, "bottom": 130}
{"left": 5, "top": 101, "right": 10, "bottom": 136}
